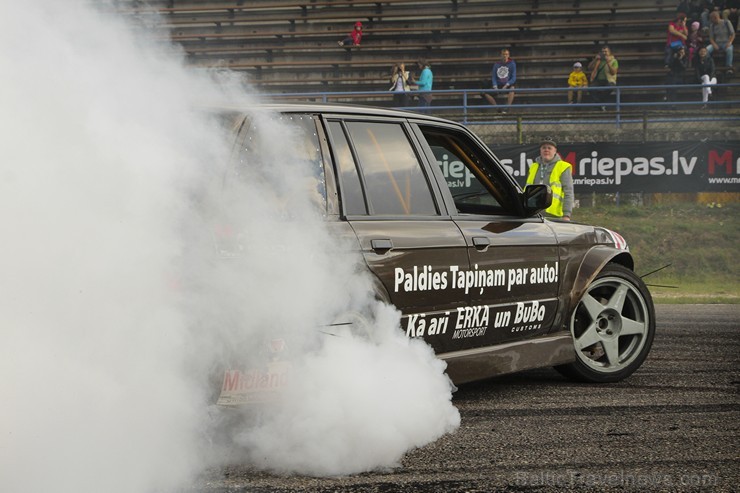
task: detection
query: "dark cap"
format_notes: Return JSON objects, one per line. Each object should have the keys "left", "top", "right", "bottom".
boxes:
{"left": 540, "top": 137, "right": 557, "bottom": 148}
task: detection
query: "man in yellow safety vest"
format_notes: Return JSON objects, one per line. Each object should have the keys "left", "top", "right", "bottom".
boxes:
{"left": 526, "top": 137, "right": 574, "bottom": 221}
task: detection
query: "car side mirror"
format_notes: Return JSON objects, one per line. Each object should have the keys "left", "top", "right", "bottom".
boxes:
{"left": 522, "top": 184, "right": 552, "bottom": 217}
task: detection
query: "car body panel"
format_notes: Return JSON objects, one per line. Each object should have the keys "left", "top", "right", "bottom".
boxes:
{"left": 454, "top": 217, "right": 560, "bottom": 343}
{"left": 442, "top": 331, "right": 575, "bottom": 384}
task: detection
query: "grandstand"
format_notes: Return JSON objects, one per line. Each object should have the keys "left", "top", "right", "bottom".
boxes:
{"left": 112, "top": 0, "right": 738, "bottom": 203}
{"left": 114, "top": 0, "right": 738, "bottom": 138}
{"left": 117, "top": 0, "right": 686, "bottom": 94}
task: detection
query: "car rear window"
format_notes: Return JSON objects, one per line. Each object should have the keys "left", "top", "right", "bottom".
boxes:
{"left": 229, "top": 113, "right": 327, "bottom": 212}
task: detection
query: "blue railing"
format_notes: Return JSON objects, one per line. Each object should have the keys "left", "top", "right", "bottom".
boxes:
{"left": 266, "top": 83, "right": 740, "bottom": 127}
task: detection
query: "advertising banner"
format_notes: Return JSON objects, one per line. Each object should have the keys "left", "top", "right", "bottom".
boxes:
{"left": 491, "top": 141, "right": 740, "bottom": 193}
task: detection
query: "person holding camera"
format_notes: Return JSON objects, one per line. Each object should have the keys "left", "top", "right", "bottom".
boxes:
{"left": 588, "top": 46, "right": 619, "bottom": 110}
{"left": 665, "top": 12, "right": 689, "bottom": 67}
{"left": 665, "top": 45, "right": 689, "bottom": 101}
{"left": 389, "top": 62, "right": 411, "bottom": 107}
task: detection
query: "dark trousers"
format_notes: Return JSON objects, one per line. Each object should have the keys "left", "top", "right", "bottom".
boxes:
{"left": 590, "top": 80, "right": 614, "bottom": 105}
{"left": 393, "top": 92, "right": 410, "bottom": 107}
{"left": 665, "top": 74, "right": 685, "bottom": 101}
{"left": 416, "top": 93, "right": 433, "bottom": 111}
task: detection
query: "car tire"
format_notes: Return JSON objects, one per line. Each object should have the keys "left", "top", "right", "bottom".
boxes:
{"left": 555, "top": 263, "right": 655, "bottom": 383}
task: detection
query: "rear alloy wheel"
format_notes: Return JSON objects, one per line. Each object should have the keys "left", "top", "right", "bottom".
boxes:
{"left": 556, "top": 263, "right": 655, "bottom": 383}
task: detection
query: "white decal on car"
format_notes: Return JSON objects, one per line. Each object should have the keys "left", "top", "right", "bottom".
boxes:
{"left": 395, "top": 262, "right": 560, "bottom": 295}
{"left": 406, "top": 312, "right": 451, "bottom": 337}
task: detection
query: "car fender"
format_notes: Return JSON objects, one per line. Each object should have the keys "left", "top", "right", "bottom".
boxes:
{"left": 569, "top": 246, "right": 634, "bottom": 310}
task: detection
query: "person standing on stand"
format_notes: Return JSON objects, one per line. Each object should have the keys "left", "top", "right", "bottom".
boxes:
{"left": 389, "top": 62, "right": 411, "bottom": 107}
{"left": 588, "top": 45, "right": 619, "bottom": 110}
{"left": 526, "top": 137, "right": 574, "bottom": 221}
{"left": 414, "top": 58, "right": 434, "bottom": 110}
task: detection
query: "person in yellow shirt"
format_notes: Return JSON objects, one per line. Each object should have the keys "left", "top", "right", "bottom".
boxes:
{"left": 567, "top": 62, "right": 588, "bottom": 104}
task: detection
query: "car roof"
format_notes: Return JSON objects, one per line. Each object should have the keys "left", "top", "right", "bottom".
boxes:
{"left": 213, "top": 101, "right": 455, "bottom": 124}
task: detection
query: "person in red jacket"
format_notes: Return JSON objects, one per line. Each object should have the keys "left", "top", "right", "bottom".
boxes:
{"left": 338, "top": 21, "right": 363, "bottom": 47}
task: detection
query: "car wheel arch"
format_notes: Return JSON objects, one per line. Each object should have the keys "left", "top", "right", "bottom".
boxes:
{"left": 369, "top": 273, "right": 392, "bottom": 305}
{"left": 570, "top": 247, "right": 634, "bottom": 310}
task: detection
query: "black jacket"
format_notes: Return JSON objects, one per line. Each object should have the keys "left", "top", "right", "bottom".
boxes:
{"left": 694, "top": 55, "right": 716, "bottom": 80}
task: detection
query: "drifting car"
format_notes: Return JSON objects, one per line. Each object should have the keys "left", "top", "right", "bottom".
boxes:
{"left": 216, "top": 103, "right": 655, "bottom": 403}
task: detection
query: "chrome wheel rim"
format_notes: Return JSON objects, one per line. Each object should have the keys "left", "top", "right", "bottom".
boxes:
{"left": 571, "top": 275, "right": 650, "bottom": 373}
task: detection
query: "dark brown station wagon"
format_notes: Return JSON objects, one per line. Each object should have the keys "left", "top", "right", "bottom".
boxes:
{"left": 219, "top": 103, "right": 655, "bottom": 395}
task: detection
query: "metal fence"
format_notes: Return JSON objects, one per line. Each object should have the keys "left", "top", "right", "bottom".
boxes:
{"left": 266, "top": 84, "right": 740, "bottom": 206}
{"left": 266, "top": 83, "right": 740, "bottom": 144}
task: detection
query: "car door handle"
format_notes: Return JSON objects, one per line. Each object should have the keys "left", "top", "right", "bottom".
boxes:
{"left": 472, "top": 236, "right": 490, "bottom": 251}
{"left": 371, "top": 238, "right": 393, "bottom": 254}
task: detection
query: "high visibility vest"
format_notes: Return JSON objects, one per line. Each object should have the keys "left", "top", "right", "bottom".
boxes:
{"left": 526, "top": 160, "right": 572, "bottom": 217}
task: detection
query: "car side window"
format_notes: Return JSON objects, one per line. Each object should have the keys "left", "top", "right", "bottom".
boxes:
{"left": 230, "top": 113, "right": 327, "bottom": 212}
{"left": 327, "top": 121, "right": 367, "bottom": 216}
{"left": 419, "top": 126, "right": 519, "bottom": 215}
{"left": 345, "top": 121, "right": 438, "bottom": 216}
{"left": 288, "top": 114, "right": 327, "bottom": 207}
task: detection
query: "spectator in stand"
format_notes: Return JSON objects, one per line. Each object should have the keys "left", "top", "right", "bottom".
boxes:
{"left": 707, "top": 10, "right": 735, "bottom": 75}
{"left": 665, "top": 13, "right": 689, "bottom": 67}
{"left": 482, "top": 49, "right": 517, "bottom": 111}
{"left": 723, "top": 0, "right": 739, "bottom": 29}
{"left": 588, "top": 45, "right": 619, "bottom": 110}
{"left": 688, "top": 21, "right": 704, "bottom": 66}
{"left": 677, "top": 0, "right": 706, "bottom": 23}
{"left": 693, "top": 0, "right": 707, "bottom": 21}
{"left": 665, "top": 45, "right": 689, "bottom": 101}
{"left": 338, "top": 21, "right": 363, "bottom": 47}
{"left": 389, "top": 62, "right": 411, "bottom": 107}
{"left": 695, "top": 46, "right": 717, "bottom": 104}
{"left": 567, "top": 62, "right": 588, "bottom": 104}
{"left": 701, "top": 1, "right": 720, "bottom": 29}
{"left": 414, "top": 58, "right": 434, "bottom": 109}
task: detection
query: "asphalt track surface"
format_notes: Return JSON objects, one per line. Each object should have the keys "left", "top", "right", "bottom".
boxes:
{"left": 196, "top": 304, "right": 739, "bottom": 492}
